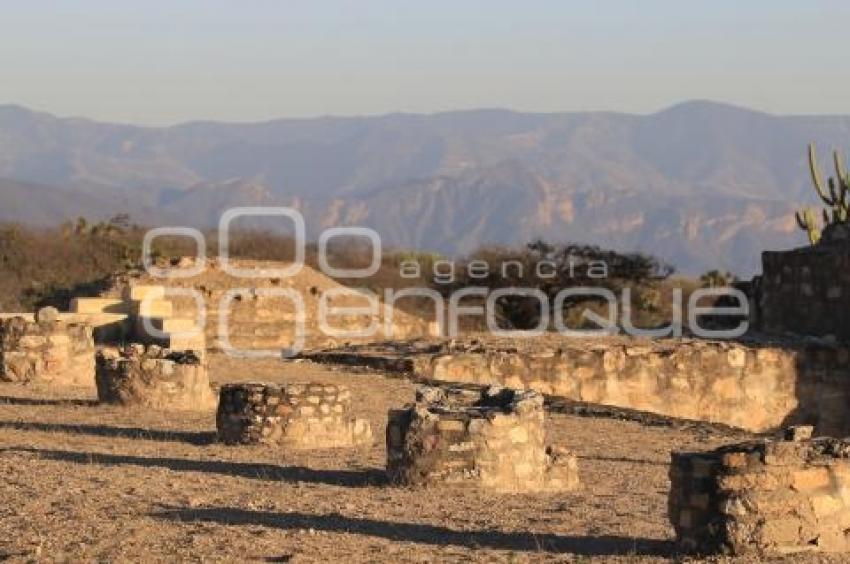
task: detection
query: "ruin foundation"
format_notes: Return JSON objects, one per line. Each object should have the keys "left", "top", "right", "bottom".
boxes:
{"left": 670, "top": 427, "right": 850, "bottom": 556}
{"left": 0, "top": 313, "right": 95, "bottom": 386}
{"left": 95, "top": 344, "right": 216, "bottom": 411}
{"left": 308, "top": 336, "right": 850, "bottom": 435}
{"left": 216, "top": 382, "right": 372, "bottom": 448}
{"left": 386, "top": 386, "right": 579, "bottom": 493}
{"left": 107, "top": 259, "right": 437, "bottom": 354}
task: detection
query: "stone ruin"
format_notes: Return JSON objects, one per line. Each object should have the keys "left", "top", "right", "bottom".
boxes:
{"left": 0, "top": 307, "right": 95, "bottom": 386}
{"left": 309, "top": 336, "right": 850, "bottom": 435}
{"left": 756, "top": 222, "right": 850, "bottom": 341}
{"left": 386, "top": 386, "right": 579, "bottom": 493}
{"left": 216, "top": 382, "right": 373, "bottom": 448}
{"left": 70, "top": 284, "right": 206, "bottom": 351}
{"left": 670, "top": 426, "right": 850, "bottom": 556}
{"left": 109, "top": 259, "right": 438, "bottom": 354}
{"left": 95, "top": 344, "right": 216, "bottom": 411}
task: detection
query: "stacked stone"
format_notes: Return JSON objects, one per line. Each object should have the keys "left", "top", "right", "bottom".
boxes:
{"left": 216, "top": 382, "right": 372, "bottom": 448}
{"left": 670, "top": 426, "right": 850, "bottom": 556}
{"left": 760, "top": 244, "right": 850, "bottom": 340}
{"left": 387, "top": 386, "right": 579, "bottom": 493}
{"left": 0, "top": 308, "right": 94, "bottom": 386}
{"left": 121, "top": 257, "right": 436, "bottom": 354}
{"left": 95, "top": 343, "right": 216, "bottom": 411}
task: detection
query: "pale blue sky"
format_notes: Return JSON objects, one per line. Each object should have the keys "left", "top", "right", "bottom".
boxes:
{"left": 1, "top": 1, "right": 848, "bottom": 125}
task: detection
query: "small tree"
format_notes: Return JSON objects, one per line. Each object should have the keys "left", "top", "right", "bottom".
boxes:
{"left": 699, "top": 269, "right": 736, "bottom": 288}
{"left": 435, "top": 240, "right": 674, "bottom": 330}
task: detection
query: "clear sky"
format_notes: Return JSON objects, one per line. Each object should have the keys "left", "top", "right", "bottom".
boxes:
{"left": 1, "top": 1, "right": 848, "bottom": 125}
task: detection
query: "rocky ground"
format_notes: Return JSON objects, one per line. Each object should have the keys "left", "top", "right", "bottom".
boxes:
{"left": 0, "top": 355, "right": 838, "bottom": 563}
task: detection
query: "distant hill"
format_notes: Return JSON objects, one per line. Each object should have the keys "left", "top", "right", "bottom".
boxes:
{"left": 1, "top": 101, "right": 846, "bottom": 275}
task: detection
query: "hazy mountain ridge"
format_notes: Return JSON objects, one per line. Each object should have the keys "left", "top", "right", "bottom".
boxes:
{"left": 0, "top": 101, "right": 842, "bottom": 274}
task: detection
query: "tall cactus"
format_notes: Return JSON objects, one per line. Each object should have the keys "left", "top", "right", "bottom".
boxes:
{"left": 808, "top": 143, "right": 850, "bottom": 217}
{"left": 796, "top": 143, "right": 850, "bottom": 244}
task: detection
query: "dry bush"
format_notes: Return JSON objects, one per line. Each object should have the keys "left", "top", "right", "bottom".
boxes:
{"left": 1, "top": 219, "right": 708, "bottom": 333}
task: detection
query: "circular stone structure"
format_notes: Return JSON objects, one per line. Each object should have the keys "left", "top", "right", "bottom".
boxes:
{"left": 216, "top": 382, "right": 373, "bottom": 448}
{"left": 386, "top": 386, "right": 579, "bottom": 493}
{"left": 95, "top": 344, "right": 216, "bottom": 411}
{"left": 670, "top": 426, "right": 850, "bottom": 557}
{"left": 0, "top": 314, "right": 94, "bottom": 386}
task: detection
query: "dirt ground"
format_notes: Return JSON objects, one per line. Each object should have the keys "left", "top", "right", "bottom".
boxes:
{"left": 0, "top": 356, "right": 837, "bottom": 563}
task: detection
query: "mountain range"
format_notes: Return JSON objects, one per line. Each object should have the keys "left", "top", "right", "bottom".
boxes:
{"left": 2, "top": 100, "right": 849, "bottom": 275}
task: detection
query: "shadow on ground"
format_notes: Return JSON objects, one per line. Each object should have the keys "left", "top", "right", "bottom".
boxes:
{"left": 579, "top": 455, "right": 668, "bottom": 467}
{"left": 0, "top": 395, "right": 97, "bottom": 407}
{"left": 1, "top": 447, "right": 385, "bottom": 487}
{"left": 0, "top": 420, "right": 216, "bottom": 445}
{"left": 154, "top": 506, "right": 674, "bottom": 557}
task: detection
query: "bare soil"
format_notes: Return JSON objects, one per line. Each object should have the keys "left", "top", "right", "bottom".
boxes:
{"left": 0, "top": 356, "right": 837, "bottom": 563}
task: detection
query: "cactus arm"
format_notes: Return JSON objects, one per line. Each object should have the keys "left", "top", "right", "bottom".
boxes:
{"left": 809, "top": 143, "right": 834, "bottom": 205}
{"left": 835, "top": 150, "right": 848, "bottom": 184}
{"left": 828, "top": 178, "right": 839, "bottom": 206}
{"left": 796, "top": 210, "right": 807, "bottom": 230}
{"left": 809, "top": 208, "right": 822, "bottom": 244}
{"left": 796, "top": 207, "right": 822, "bottom": 244}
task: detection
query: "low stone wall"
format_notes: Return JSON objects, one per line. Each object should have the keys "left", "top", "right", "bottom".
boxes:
{"left": 406, "top": 336, "right": 850, "bottom": 434}
{"left": 95, "top": 344, "right": 216, "bottom": 411}
{"left": 759, "top": 245, "right": 850, "bottom": 341}
{"left": 307, "top": 336, "right": 850, "bottom": 434}
{"left": 386, "top": 386, "right": 579, "bottom": 493}
{"left": 670, "top": 427, "right": 850, "bottom": 556}
{"left": 216, "top": 382, "right": 372, "bottom": 448}
{"left": 0, "top": 311, "right": 95, "bottom": 386}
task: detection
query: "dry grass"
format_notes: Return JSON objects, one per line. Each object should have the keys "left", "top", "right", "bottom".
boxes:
{"left": 1, "top": 354, "right": 833, "bottom": 563}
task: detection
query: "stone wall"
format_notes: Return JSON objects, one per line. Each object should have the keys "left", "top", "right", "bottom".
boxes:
{"left": 386, "top": 386, "right": 579, "bottom": 493}
{"left": 216, "top": 382, "right": 372, "bottom": 448}
{"left": 759, "top": 245, "right": 850, "bottom": 341}
{"left": 410, "top": 336, "right": 850, "bottom": 434}
{"left": 95, "top": 344, "right": 216, "bottom": 411}
{"left": 307, "top": 335, "right": 850, "bottom": 434}
{"left": 0, "top": 312, "right": 95, "bottom": 386}
{"left": 670, "top": 427, "right": 850, "bottom": 556}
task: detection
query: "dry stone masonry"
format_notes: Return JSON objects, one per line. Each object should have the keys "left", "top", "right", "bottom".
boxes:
{"left": 670, "top": 426, "right": 850, "bottom": 556}
{"left": 308, "top": 336, "right": 850, "bottom": 435}
{"left": 759, "top": 243, "right": 850, "bottom": 341}
{"left": 216, "top": 382, "right": 373, "bottom": 448}
{"left": 95, "top": 344, "right": 216, "bottom": 411}
{"left": 0, "top": 308, "right": 95, "bottom": 386}
{"left": 419, "top": 337, "right": 809, "bottom": 433}
{"left": 70, "top": 285, "right": 205, "bottom": 350}
{"left": 386, "top": 386, "right": 579, "bottom": 493}
{"left": 112, "top": 258, "right": 437, "bottom": 353}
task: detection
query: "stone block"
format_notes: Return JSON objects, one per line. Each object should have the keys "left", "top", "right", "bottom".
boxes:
{"left": 129, "top": 299, "right": 173, "bottom": 319}
{"left": 123, "top": 285, "right": 165, "bottom": 301}
{"left": 69, "top": 298, "right": 127, "bottom": 314}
